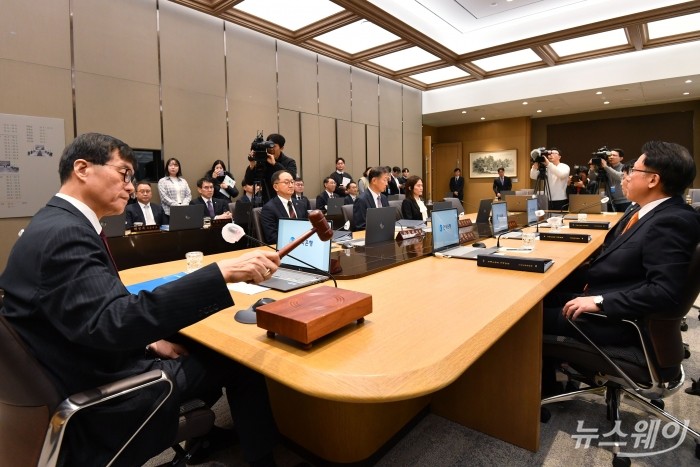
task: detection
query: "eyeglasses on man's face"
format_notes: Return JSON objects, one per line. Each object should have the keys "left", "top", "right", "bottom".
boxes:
{"left": 103, "top": 163, "right": 134, "bottom": 183}
{"left": 275, "top": 179, "right": 294, "bottom": 186}
{"left": 627, "top": 167, "right": 658, "bottom": 176}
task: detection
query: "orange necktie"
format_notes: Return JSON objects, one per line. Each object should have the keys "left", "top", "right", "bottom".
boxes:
{"left": 620, "top": 211, "right": 639, "bottom": 235}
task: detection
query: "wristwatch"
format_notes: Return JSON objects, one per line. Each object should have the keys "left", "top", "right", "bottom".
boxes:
{"left": 593, "top": 295, "right": 604, "bottom": 310}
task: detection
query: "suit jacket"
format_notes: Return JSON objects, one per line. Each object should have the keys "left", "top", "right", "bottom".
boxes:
{"left": 243, "top": 152, "right": 297, "bottom": 203}
{"left": 329, "top": 171, "right": 353, "bottom": 197}
{"left": 384, "top": 177, "right": 400, "bottom": 196}
{"left": 587, "top": 196, "right": 700, "bottom": 319}
{"left": 449, "top": 176, "right": 464, "bottom": 200}
{"left": 353, "top": 189, "right": 389, "bottom": 230}
{"left": 292, "top": 195, "right": 311, "bottom": 214}
{"left": 207, "top": 170, "right": 240, "bottom": 201}
{"left": 492, "top": 176, "right": 512, "bottom": 195}
{"left": 0, "top": 196, "right": 235, "bottom": 464}
{"left": 401, "top": 197, "right": 423, "bottom": 221}
{"left": 260, "top": 196, "right": 308, "bottom": 244}
{"left": 344, "top": 194, "right": 356, "bottom": 205}
{"left": 190, "top": 196, "right": 229, "bottom": 217}
{"left": 125, "top": 202, "right": 166, "bottom": 227}
{"left": 239, "top": 193, "right": 263, "bottom": 206}
{"left": 315, "top": 191, "right": 335, "bottom": 211}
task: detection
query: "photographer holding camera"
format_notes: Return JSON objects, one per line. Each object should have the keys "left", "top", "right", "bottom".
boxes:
{"left": 529, "top": 147, "right": 570, "bottom": 210}
{"left": 243, "top": 133, "right": 297, "bottom": 203}
{"left": 589, "top": 147, "right": 631, "bottom": 212}
{"left": 567, "top": 166, "right": 597, "bottom": 195}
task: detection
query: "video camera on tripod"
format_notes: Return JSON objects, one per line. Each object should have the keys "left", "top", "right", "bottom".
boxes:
{"left": 590, "top": 146, "right": 612, "bottom": 168}
{"left": 530, "top": 147, "right": 553, "bottom": 172}
{"left": 248, "top": 131, "right": 275, "bottom": 165}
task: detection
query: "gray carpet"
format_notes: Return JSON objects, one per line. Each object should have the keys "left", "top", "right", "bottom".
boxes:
{"left": 146, "top": 299, "right": 700, "bottom": 467}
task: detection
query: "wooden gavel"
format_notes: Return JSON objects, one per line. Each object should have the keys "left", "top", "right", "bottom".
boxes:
{"left": 277, "top": 210, "right": 334, "bottom": 259}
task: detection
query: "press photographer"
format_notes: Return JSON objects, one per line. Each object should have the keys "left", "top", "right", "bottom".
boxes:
{"left": 588, "top": 146, "right": 630, "bottom": 211}
{"left": 529, "top": 147, "right": 570, "bottom": 210}
{"left": 243, "top": 132, "right": 297, "bottom": 203}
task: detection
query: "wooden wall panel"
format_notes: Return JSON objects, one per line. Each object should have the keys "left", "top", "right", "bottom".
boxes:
{"left": 351, "top": 68, "right": 379, "bottom": 126}
{"left": 278, "top": 43, "right": 317, "bottom": 115}
{"left": 319, "top": 56, "right": 351, "bottom": 121}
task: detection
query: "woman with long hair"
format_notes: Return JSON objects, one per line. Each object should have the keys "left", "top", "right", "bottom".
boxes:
{"left": 401, "top": 175, "right": 428, "bottom": 221}
{"left": 206, "top": 159, "right": 239, "bottom": 201}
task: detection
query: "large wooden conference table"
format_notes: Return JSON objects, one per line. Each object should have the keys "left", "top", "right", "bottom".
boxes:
{"left": 120, "top": 213, "right": 621, "bottom": 463}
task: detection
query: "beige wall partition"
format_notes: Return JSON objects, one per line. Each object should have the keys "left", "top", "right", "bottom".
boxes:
{"left": 0, "top": 0, "right": 423, "bottom": 272}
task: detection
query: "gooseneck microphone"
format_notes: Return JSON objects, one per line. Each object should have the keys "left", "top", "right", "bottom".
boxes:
{"left": 535, "top": 210, "right": 546, "bottom": 236}
{"left": 495, "top": 224, "right": 523, "bottom": 248}
{"left": 574, "top": 196, "right": 610, "bottom": 214}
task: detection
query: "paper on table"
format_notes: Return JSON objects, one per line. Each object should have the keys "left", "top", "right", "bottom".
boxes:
{"left": 227, "top": 282, "right": 270, "bottom": 294}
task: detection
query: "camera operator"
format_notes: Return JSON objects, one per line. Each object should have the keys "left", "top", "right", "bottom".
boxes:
{"left": 567, "top": 166, "right": 597, "bottom": 195}
{"left": 243, "top": 133, "right": 297, "bottom": 203}
{"left": 529, "top": 147, "right": 570, "bottom": 210}
{"left": 593, "top": 148, "right": 631, "bottom": 212}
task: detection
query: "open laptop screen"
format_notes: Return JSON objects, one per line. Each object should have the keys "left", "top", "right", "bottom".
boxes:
{"left": 431, "top": 208, "right": 459, "bottom": 251}
{"left": 277, "top": 218, "right": 330, "bottom": 273}
{"left": 491, "top": 201, "right": 508, "bottom": 234}
{"left": 526, "top": 198, "right": 538, "bottom": 225}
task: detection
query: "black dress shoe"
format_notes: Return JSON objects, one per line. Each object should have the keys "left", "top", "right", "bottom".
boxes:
{"left": 185, "top": 426, "right": 238, "bottom": 465}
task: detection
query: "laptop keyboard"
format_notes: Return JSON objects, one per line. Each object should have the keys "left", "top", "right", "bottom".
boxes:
{"left": 272, "top": 268, "right": 321, "bottom": 284}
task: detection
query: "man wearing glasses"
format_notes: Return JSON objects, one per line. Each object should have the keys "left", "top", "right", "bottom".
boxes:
{"left": 260, "top": 169, "right": 308, "bottom": 244}
{"left": 542, "top": 141, "right": 700, "bottom": 395}
{"left": 125, "top": 180, "right": 166, "bottom": 227}
{"left": 0, "top": 133, "right": 282, "bottom": 466}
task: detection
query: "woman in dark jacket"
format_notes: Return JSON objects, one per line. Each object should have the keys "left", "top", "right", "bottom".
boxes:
{"left": 206, "top": 159, "right": 239, "bottom": 201}
{"left": 401, "top": 176, "right": 428, "bottom": 221}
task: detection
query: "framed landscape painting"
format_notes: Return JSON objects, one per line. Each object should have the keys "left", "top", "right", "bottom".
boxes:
{"left": 469, "top": 149, "right": 517, "bottom": 179}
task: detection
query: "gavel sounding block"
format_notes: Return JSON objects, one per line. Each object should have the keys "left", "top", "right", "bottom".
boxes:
{"left": 255, "top": 286, "right": 372, "bottom": 349}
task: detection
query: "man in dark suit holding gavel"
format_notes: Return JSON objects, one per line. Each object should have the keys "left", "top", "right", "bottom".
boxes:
{"left": 0, "top": 133, "right": 282, "bottom": 466}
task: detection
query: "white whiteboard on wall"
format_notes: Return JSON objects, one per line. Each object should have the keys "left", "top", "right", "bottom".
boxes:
{"left": 0, "top": 113, "right": 65, "bottom": 218}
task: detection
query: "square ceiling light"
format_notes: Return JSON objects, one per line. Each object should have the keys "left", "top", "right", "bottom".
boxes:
{"left": 410, "top": 66, "right": 469, "bottom": 84}
{"left": 369, "top": 47, "right": 440, "bottom": 71}
{"left": 472, "top": 49, "right": 541, "bottom": 72}
{"left": 550, "top": 29, "right": 628, "bottom": 56}
{"left": 235, "top": 0, "right": 344, "bottom": 31}
{"left": 314, "top": 20, "right": 401, "bottom": 54}
{"left": 647, "top": 12, "right": 700, "bottom": 39}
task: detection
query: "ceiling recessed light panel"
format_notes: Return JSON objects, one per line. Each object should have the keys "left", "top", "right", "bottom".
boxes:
{"left": 315, "top": 20, "right": 400, "bottom": 54}
{"left": 410, "top": 66, "right": 470, "bottom": 84}
{"left": 550, "top": 29, "right": 628, "bottom": 56}
{"left": 471, "top": 49, "right": 541, "bottom": 72}
{"left": 235, "top": 0, "right": 344, "bottom": 31}
{"left": 648, "top": 12, "right": 700, "bottom": 39}
{"left": 369, "top": 47, "right": 440, "bottom": 71}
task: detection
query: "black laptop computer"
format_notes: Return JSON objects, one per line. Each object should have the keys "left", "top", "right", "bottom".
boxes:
{"left": 431, "top": 208, "right": 497, "bottom": 260}
{"left": 345, "top": 207, "right": 397, "bottom": 247}
{"left": 258, "top": 218, "right": 331, "bottom": 292}
{"left": 100, "top": 212, "right": 126, "bottom": 237}
{"left": 326, "top": 197, "right": 345, "bottom": 216}
{"left": 168, "top": 205, "right": 204, "bottom": 231}
{"left": 431, "top": 201, "right": 452, "bottom": 212}
{"left": 233, "top": 200, "right": 253, "bottom": 225}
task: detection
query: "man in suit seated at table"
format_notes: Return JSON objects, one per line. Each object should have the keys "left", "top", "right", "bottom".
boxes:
{"left": 315, "top": 177, "right": 337, "bottom": 212}
{"left": 292, "top": 177, "right": 311, "bottom": 213}
{"left": 353, "top": 166, "right": 389, "bottom": 230}
{"left": 542, "top": 140, "right": 700, "bottom": 395}
{"left": 344, "top": 181, "right": 359, "bottom": 205}
{"left": 0, "top": 133, "right": 282, "bottom": 466}
{"left": 190, "top": 177, "right": 232, "bottom": 220}
{"left": 260, "top": 170, "right": 308, "bottom": 244}
{"left": 125, "top": 180, "right": 166, "bottom": 227}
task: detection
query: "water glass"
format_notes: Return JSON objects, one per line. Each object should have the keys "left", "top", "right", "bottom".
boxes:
{"left": 185, "top": 251, "right": 203, "bottom": 273}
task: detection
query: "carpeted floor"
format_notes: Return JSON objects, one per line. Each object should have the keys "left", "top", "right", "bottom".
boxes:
{"left": 146, "top": 298, "right": 700, "bottom": 467}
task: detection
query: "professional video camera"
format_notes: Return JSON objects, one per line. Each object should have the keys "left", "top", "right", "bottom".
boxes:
{"left": 590, "top": 146, "right": 612, "bottom": 167}
{"left": 530, "top": 147, "right": 552, "bottom": 164}
{"left": 248, "top": 131, "right": 275, "bottom": 164}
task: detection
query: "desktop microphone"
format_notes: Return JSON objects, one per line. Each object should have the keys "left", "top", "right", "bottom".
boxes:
{"left": 573, "top": 196, "right": 609, "bottom": 214}
{"left": 495, "top": 224, "right": 523, "bottom": 248}
{"left": 535, "top": 210, "right": 546, "bottom": 235}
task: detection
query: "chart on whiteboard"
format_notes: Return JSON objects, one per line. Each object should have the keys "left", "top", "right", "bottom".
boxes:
{"left": 0, "top": 113, "right": 65, "bottom": 218}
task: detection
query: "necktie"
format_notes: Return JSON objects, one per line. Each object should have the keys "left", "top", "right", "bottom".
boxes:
{"left": 206, "top": 200, "right": 215, "bottom": 217}
{"left": 142, "top": 204, "right": 155, "bottom": 225}
{"left": 99, "top": 230, "right": 118, "bottom": 272}
{"left": 620, "top": 211, "right": 639, "bottom": 235}
{"left": 287, "top": 201, "right": 297, "bottom": 219}
{"left": 376, "top": 195, "right": 382, "bottom": 208}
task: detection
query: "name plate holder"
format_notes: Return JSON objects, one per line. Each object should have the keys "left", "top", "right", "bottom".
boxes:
{"left": 460, "top": 231, "right": 477, "bottom": 243}
{"left": 396, "top": 228, "right": 424, "bottom": 241}
{"left": 458, "top": 218, "right": 473, "bottom": 228}
{"left": 211, "top": 218, "right": 232, "bottom": 228}
{"left": 131, "top": 224, "right": 160, "bottom": 233}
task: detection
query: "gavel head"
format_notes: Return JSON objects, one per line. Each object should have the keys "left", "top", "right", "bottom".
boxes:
{"left": 308, "top": 210, "right": 333, "bottom": 241}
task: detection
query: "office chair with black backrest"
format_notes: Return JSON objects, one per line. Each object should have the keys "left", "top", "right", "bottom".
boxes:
{"left": 341, "top": 204, "right": 355, "bottom": 231}
{"left": 388, "top": 199, "right": 403, "bottom": 220}
{"left": 251, "top": 207, "right": 264, "bottom": 243}
{"left": 443, "top": 197, "right": 464, "bottom": 215}
{"left": 0, "top": 314, "right": 215, "bottom": 467}
{"left": 542, "top": 242, "right": 700, "bottom": 466}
